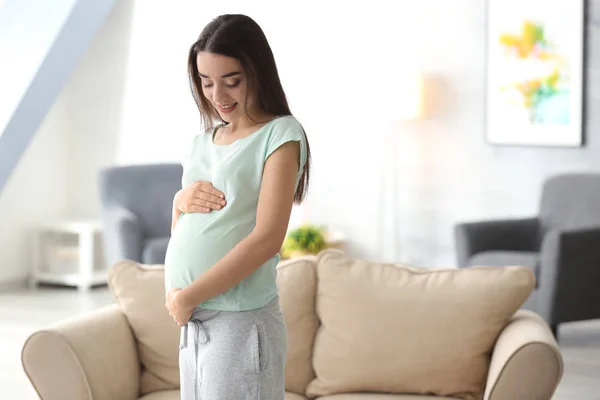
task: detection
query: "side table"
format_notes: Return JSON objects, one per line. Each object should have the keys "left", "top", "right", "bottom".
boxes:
{"left": 30, "top": 220, "right": 107, "bottom": 292}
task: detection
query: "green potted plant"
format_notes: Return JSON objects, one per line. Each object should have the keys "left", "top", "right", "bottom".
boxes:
{"left": 281, "top": 224, "right": 327, "bottom": 259}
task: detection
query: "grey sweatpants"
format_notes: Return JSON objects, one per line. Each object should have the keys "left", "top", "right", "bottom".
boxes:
{"left": 179, "top": 296, "right": 287, "bottom": 400}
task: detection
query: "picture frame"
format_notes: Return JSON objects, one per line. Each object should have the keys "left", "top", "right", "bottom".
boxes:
{"left": 485, "top": 0, "right": 587, "bottom": 147}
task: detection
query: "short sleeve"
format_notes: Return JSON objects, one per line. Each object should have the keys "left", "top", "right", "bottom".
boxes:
{"left": 264, "top": 116, "right": 307, "bottom": 172}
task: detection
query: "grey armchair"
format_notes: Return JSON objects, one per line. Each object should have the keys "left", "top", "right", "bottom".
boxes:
{"left": 98, "top": 164, "right": 182, "bottom": 266}
{"left": 455, "top": 173, "right": 600, "bottom": 338}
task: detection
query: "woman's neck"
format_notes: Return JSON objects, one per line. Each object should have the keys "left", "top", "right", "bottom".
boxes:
{"left": 226, "top": 110, "right": 276, "bottom": 134}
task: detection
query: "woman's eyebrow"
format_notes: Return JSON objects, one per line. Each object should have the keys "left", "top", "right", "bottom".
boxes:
{"left": 198, "top": 71, "right": 242, "bottom": 79}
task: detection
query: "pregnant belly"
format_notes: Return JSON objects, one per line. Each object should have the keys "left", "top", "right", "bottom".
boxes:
{"left": 164, "top": 212, "right": 254, "bottom": 289}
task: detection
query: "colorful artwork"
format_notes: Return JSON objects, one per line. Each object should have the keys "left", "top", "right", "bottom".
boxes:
{"left": 486, "top": 0, "right": 585, "bottom": 146}
{"left": 498, "top": 20, "right": 568, "bottom": 123}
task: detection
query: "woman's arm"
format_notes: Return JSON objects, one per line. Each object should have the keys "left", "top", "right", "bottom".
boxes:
{"left": 179, "top": 141, "right": 300, "bottom": 307}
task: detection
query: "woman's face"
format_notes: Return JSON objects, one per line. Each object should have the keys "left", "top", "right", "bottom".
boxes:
{"left": 196, "top": 51, "right": 254, "bottom": 123}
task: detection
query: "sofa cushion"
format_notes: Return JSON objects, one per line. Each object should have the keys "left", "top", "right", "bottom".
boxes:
{"left": 139, "top": 390, "right": 180, "bottom": 400}
{"left": 306, "top": 249, "right": 535, "bottom": 400}
{"left": 276, "top": 256, "right": 319, "bottom": 395}
{"left": 108, "top": 257, "right": 320, "bottom": 397}
{"left": 108, "top": 261, "right": 179, "bottom": 395}
{"left": 285, "top": 392, "right": 309, "bottom": 400}
{"left": 138, "top": 390, "right": 308, "bottom": 400}
{"left": 137, "top": 390, "right": 307, "bottom": 400}
{"left": 318, "top": 395, "right": 458, "bottom": 400}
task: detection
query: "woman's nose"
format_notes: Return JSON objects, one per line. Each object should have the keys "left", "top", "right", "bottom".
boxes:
{"left": 213, "top": 86, "right": 227, "bottom": 104}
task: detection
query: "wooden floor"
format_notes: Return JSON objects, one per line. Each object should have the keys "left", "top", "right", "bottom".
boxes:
{"left": 1, "top": 285, "right": 599, "bottom": 400}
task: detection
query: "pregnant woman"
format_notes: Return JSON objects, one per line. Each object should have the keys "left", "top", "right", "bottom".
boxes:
{"left": 163, "top": 14, "right": 311, "bottom": 400}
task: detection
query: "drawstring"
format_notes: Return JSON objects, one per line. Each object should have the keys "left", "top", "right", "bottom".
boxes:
{"left": 180, "top": 318, "right": 210, "bottom": 399}
{"left": 180, "top": 324, "right": 188, "bottom": 349}
{"left": 180, "top": 319, "right": 210, "bottom": 349}
{"left": 196, "top": 320, "right": 209, "bottom": 343}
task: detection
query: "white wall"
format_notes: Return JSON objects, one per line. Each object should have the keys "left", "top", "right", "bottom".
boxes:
{"left": 65, "top": 0, "right": 133, "bottom": 218}
{"left": 0, "top": 86, "right": 70, "bottom": 287}
{"left": 3, "top": 0, "right": 600, "bottom": 286}
{"left": 0, "top": 0, "right": 132, "bottom": 287}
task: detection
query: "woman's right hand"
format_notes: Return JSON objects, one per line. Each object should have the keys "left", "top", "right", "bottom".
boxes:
{"left": 175, "top": 181, "right": 226, "bottom": 213}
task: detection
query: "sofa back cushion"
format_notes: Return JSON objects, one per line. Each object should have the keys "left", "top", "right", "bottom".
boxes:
{"left": 108, "top": 257, "right": 321, "bottom": 396}
{"left": 306, "top": 249, "right": 535, "bottom": 400}
{"left": 108, "top": 261, "right": 179, "bottom": 395}
{"left": 276, "top": 256, "right": 319, "bottom": 394}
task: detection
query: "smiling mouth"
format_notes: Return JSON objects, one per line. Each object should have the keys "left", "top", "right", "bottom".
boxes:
{"left": 217, "top": 103, "right": 238, "bottom": 113}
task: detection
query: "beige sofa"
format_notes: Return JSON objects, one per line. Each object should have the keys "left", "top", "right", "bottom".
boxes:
{"left": 22, "top": 249, "right": 563, "bottom": 400}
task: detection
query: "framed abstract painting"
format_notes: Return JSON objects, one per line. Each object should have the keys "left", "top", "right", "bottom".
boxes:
{"left": 485, "top": 0, "right": 586, "bottom": 147}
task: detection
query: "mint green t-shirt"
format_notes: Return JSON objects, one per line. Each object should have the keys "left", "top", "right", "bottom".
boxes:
{"left": 164, "top": 115, "right": 307, "bottom": 311}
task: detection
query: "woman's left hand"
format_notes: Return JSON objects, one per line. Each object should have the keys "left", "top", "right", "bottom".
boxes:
{"left": 165, "top": 288, "right": 194, "bottom": 327}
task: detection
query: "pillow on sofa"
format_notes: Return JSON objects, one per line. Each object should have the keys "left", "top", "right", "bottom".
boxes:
{"left": 276, "top": 256, "right": 319, "bottom": 395}
{"left": 108, "top": 261, "right": 179, "bottom": 395}
{"left": 108, "top": 257, "right": 321, "bottom": 397}
{"left": 306, "top": 249, "right": 535, "bottom": 400}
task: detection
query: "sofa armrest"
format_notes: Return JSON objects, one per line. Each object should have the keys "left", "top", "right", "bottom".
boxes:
{"left": 484, "top": 310, "right": 563, "bottom": 400}
{"left": 454, "top": 217, "right": 539, "bottom": 268}
{"left": 22, "top": 304, "right": 140, "bottom": 400}
{"left": 538, "top": 226, "right": 600, "bottom": 323}
{"left": 101, "top": 206, "right": 143, "bottom": 266}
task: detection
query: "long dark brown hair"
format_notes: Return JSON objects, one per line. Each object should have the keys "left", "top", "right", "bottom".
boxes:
{"left": 187, "top": 14, "right": 310, "bottom": 203}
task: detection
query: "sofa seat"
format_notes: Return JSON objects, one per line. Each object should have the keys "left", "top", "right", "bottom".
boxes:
{"left": 139, "top": 390, "right": 179, "bottom": 399}
{"left": 137, "top": 391, "right": 456, "bottom": 400}
{"left": 317, "top": 395, "right": 457, "bottom": 399}
{"left": 139, "top": 390, "right": 308, "bottom": 399}
{"left": 286, "top": 393, "right": 309, "bottom": 400}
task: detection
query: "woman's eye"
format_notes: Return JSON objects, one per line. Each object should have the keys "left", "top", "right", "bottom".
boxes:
{"left": 202, "top": 80, "right": 240, "bottom": 89}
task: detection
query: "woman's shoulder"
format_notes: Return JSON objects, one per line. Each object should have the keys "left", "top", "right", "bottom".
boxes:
{"left": 269, "top": 114, "right": 304, "bottom": 133}
{"left": 263, "top": 115, "right": 306, "bottom": 148}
